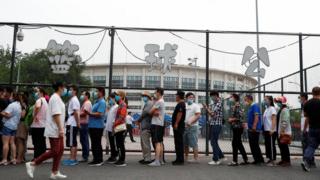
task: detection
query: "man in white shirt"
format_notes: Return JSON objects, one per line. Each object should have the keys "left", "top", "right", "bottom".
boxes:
{"left": 183, "top": 92, "right": 201, "bottom": 163}
{"left": 26, "top": 82, "right": 67, "bottom": 179}
{"left": 63, "top": 85, "right": 81, "bottom": 166}
{"left": 125, "top": 112, "right": 136, "bottom": 142}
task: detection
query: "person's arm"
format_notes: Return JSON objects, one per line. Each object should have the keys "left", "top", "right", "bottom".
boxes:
{"left": 0, "top": 104, "right": 13, "bottom": 118}
{"left": 252, "top": 113, "right": 259, "bottom": 132}
{"left": 33, "top": 100, "right": 41, "bottom": 122}
{"left": 0, "top": 111, "right": 11, "bottom": 118}
{"left": 74, "top": 110, "right": 80, "bottom": 128}
{"left": 303, "top": 117, "right": 309, "bottom": 133}
{"left": 187, "top": 112, "right": 201, "bottom": 126}
{"left": 271, "top": 114, "right": 276, "bottom": 134}
{"left": 174, "top": 112, "right": 183, "bottom": 130}
{"left": 53, "top": 114, "right": 64, "bottom": 137}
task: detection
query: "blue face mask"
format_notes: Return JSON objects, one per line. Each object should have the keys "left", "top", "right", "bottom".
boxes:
{"left": 276, "top": 102, "right": 282, "bottom": 108}
{"left": 142, "top": 96, "right": 148, "bottom": 103}
{"left": 33, "top": 92, "right": 39, "bottom": 100}
{"left": 187, "top": 99, "right": 194, "bottom": 105}
{"left": 109, "top": 99, "right": 114, "bottom": 106}
{"left": 80, "top": 95, "right": 85, "bottom": 101}
{"left": 115, "top": 95, "right": 120, "bottom": 102}
{"left": 61, "top": 88, "right": 68, "bottom": 97}
{"left": 66, "top": 90, "right": 72, "bottom": 97}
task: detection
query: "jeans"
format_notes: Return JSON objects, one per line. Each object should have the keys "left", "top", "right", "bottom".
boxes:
{"left": 173, "top": 128, "right": 184, "bottom": 162}
{"left": 31, "top": 128, "right": 47, "bottom": 160}
{"left": 108, "top": 131, "right": 118, "bottom": 159}
{"left": 89, "top": 128, "right": 103, "bottom": 163}
{"left": 248, "top": 131, "right": 264, "bottom": 163}
{"left": 79, "top": 124, "right": 89, "bottom": 160}
{"left": 34, "top": 137, "right": 64, "bottom": 172}
{"left": 232, "top": 128, "right": 248, "bottom": 163}
{"left": 115, "top": 131, "right": 126, "bottom": 162}
{"left": 140, "top": 129, "right": 151, "bottom": 161}
{"left": 210, "top": 125, "right": 224, "bottom": 161}
{"left": 304, "top": 128, "right": 320, "bottom": 165}
{"left": 264, "top": 131, "right": 277, "bottom": 161}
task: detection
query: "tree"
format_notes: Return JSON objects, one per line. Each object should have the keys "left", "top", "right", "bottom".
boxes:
{"left": 0, "top": 47, "right": 13, "bottom": 83}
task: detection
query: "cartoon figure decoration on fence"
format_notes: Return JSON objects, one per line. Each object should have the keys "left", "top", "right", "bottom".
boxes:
{"left": 46, "top": 40, "right": 81, "bottom": 74}
{"left": 145, "top": 43, "right": 178, "bottom": 74}
{"left": 241, "top": 46, "right": 270, "bottom": 78}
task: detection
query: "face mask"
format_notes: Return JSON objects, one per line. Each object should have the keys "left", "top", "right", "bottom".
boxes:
{"left": 298, "top": 99, "right": 302, "bottom": 104}
{"left": 187, "top": 99, "right": 194, "bottom": 105}
{"left": 211, "top": 96, "right": 217, "bottom": 102}
{"left": 142, "top": 96, "right": 148, "bottom": 103}
{"left": 61, "top": 88, "right": 68, "bottom": 97}
{"left": 33, "top": 92, "right": 39, "bottom": 100}
{"left": 276, "top": 102, "right": 282, "bottom": 108}
{"left": 109, "top": 99, "right": 114, "bottom": 106}
{"left": 66, "top": 90, "right": 72, "bottom": 97}
{"left": 80, "top": 95, "right": 85, "bottom": 101}
{"left": 115, "top": 95, "right": 120, "bottom": 102}
{"left": 261, "top": 100, "right": 266, "bottom": 107}
{"left": 92, "top": 92, "right": 98, "bottom": 99}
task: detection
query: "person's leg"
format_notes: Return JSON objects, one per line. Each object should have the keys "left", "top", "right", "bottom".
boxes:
{"left": 210, "top": 125, "right": 220, "bottom": 161}
{"left": 173, "top": 129, "right": 179, "bottom": 161}
{"left": 96, "top": 129, "right": 103, "bottom": 163}
{"left": 80, "top": 124, "right": 89, "bottom": 160}
{"left": 1, "top": 135, "right": 10, "bottom": 163}
{"left": 16, "top": 138, "right": 24, "bottom": 163}
{"left": 128, "top": 125, "right": 135, "bottom": 142}
{"left": 183, "top": 129, "right": 189, "bottom": 161}
{"left": 248, "top": 131, "right": 257, "bottom": 162}
{"left": 190, "top": 126, "right": 198, "bottom": 160}
{"left": 304, "top": 129, "right": 319, "bottom": 166}
{"left": 52, "top": 137, "right": 64, "bottom": 174}
{"left": 215, "top": 125, "right": 224, "bottom": 159}
{"left": 108, "top": 131, "right": 118, "bottom": 159}
{"left": 70, "top": 127, "right": 78, "bottom": 161}
{"left": 140, "top": 130, "right": 151, "bottom": 161}
{"left": 89, "top": 128, "right": 98, "bottom": 162}
{"left": 271, "top": 133, "right": 277, "bottom": 161}
{"left": 232, "top": 128, "right": 239, "bottom": 163}
{"left": 33, "top": 138, "right": 56, "bottom": 166}
{"left": 264, "top": 131, "right": 271, "bottom": 160}
{"left": 237, "top": 128, "right": 248, "bottom": 162}
{"left": 176, "top": 129, "right": 184, "bottom": 162}
{"left": 115, "top": 131, "right": 126, "bottom": 162}
{"left": 39, "top": 128, "right": 47, "bottom": 158}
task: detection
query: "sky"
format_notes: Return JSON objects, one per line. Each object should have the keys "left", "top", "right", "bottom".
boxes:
{"left": 1, "top": 0, "right": 320, "bottom": 93}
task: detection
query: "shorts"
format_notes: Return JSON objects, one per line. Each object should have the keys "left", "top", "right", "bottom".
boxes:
{"left": 184, "top": 126, "right": 198, "bottom": 148}
{"left": 1, "top": 126, "right": 17, "bottom": 136}
{"left": 151, "top": 125, "right": 164, "bottom": 143}
{"left": 66, "top": 125, "right": 79, "bottom": 147}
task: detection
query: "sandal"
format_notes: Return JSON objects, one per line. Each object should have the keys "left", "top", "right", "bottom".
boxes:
{"left": 10, "top": 159, "right": 17, "bottom": 165}
{"left": 0, "top": 161, "right": 8, "bottom": 166}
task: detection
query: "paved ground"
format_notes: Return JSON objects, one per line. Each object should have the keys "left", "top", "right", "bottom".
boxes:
{"left": 0, "top": 154, "right": 320, "bottom": 180}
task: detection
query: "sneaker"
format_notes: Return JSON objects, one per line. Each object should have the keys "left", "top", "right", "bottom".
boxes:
{"left": 301, "top": 161, "right": 311, "bottom": 172}
{"left": 88, "top": 161, "right": 104, "bottom": 167}
{"left": 228, "top": 161, "right": 239, "bottom": 166}
{"left": 208, "top": 160, "right": 221, "bottom": 166}
{"left": 106, "top": 157, "right": 117, "bottom": 164}
{"left": 62, "top": 159, "right": 72, "bottom": 166}
{"left": 50, "top": 171, "right": 67, "bottom": 179}
{"left": 25, "top": 162, "right": 35, "bottom": 179}
{"left": 114, "top": 161, "right": 127, "bottom": 167}
{"left": 139, "top": 160, "right": 152, "bottom": 165}
{"left": 68, "top": 160, "right": 79, "bottom": 166}
{"left": 148, "top": 161, "right": 161, "bottom": 167}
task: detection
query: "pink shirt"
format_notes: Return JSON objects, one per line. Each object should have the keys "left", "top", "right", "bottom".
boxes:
{"left": 31, "top": 97, "right": 48, "bottom": 128}
{"left": 80, "top": 100, "right": 92, "bottom": 124}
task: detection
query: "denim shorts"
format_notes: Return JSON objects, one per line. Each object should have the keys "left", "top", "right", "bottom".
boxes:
{"left": 184, "top": 126, "right": 198, "bottom": 148}
{"left": 1, "top": 126, "right": 17, "bottom": 136}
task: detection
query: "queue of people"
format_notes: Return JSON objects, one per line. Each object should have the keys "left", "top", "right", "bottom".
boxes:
{"left": 0, "top": 82, "right": 319, "bottom": 179}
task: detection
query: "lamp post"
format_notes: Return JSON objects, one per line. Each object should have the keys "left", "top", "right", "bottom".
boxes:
{"left": 9, "top": 25, "right": 24, "bottom": 87}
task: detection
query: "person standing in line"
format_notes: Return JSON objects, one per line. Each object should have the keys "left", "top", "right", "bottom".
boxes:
{"left": 0, "top": 92, "right": 22, "bottom": 165}
{"left": 112, "top": 90, "right": 128, "bottom": 167}
{"left": 137, "top": 91, "right": 153, "bottom": 165}
{"left": 148, "top": 87, "right": 165, "bottom": 167}
{"left": 227, "top": 94, "right": 248, "bottom": 166}
{"left": 203, "top": 91, "right": 226, "bottom": 165}
{"left": 125, "top": 112, "right": 136, "bottom": 143}
{"left": 63, "top": 85, "right": 81, "bottom": 166}
{"left": 26, "top": 82, "right": 67, "bottom": 179}
{"left": 244, "top": 95, "right": 264, "bottom": 165}
{"left": 274, "top": 96, "right": 291, "bottom": 167}
{"left": 105, "top": 93, "right": 119, "bottom": 163}
{"left": 79, "top": 91, "right": 92, "bottom": 162}
{"left": 262, "top": 96, "right": 277, "bottom": 166}
{"left": 171, "top": 90, "right": 186, "bottom": 166}
{"left": 85, "top": 87, "right": 106, "bottom": 166}
{"left": 299, "top": 93, "right": 316, "bottom": 168}
{"left": 30, "top": 88, "right": 48, "bottom": 160}
{"left": 301, "top": 87, "right": 320, "bottom": 172}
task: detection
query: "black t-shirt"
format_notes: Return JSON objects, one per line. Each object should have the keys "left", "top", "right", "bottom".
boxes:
{"left": 172, "top": 102, "right": 186, "bottom": 130}
{"left": 304, "top": 98, "right": 320, "bottom": 129}
{"left": 0, "top": 98, "right": 10, "bottom": 121}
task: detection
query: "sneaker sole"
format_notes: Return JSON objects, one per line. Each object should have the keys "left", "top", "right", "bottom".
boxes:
{"left": 115, "top": 164, "right": 127, "bottom": 167}
{"left": 301, "top": 163, "right": 310, "bottom": 172}
{"left": 25, "top": 163, "right": 34, "bottom": 178}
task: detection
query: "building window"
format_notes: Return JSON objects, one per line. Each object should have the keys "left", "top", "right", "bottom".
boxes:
{"left": 198, "top": 79, "right": 211, "bottom": 90}
{"left": 93, "top": 76, "right": 106, "bottom": 86}
{"left": 112, "top": 76, "right": 123, "bottom": 88}
{"left": 126, "top": 92, "right": 141, "bottom": 101}
{"left": 145, "top": 76, "right": 160, "bottom": 88}
{"left": 226, "top": 82, "right": 235, "bottom": 90}
{"left": 128, "top": 105, "right": 141, "bottom": 110}
{"left": 213, "top": 81, "right": 225, "bottom": 90}
{"left": 182, "top": 78, "right": 195, "bottom": 89}
{"left": 164, "top": 94, "right": 176, "bottom": 102}
{"left": 164, "top": 76, "right": 179, "bottom": 89}
{"left": 127, "top": 76, "right": 142, "bottom": 88}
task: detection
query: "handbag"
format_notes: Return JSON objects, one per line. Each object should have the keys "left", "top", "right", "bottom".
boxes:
{"left": 280, "top": 134, "right": 292, "bottom": 145}
{"left": 114, "top": 123, "right": 127, "bottom": 133}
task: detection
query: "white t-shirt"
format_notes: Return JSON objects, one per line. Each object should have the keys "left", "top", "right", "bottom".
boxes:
{"left": 105, "top": 104, "right": 118, "bottom": 132}
{"left": 44, "top": 93, "right": 66, "bottom": 138}
{"left": 126, "top": 115, "right": 133, "bottom": 125}
{"left": 301, "top": 111, "right": 309, "bottom": 132}
{"left": 31, "top": 97, "right": 48, "bottom": 128}
{"left": 185, "top": 103, "right": 201, "bottom": 126}
{"left": 151, "top": 98, "right": 165, "bottom": 126}
{"left": 66, "top": 96, "right": 80, "bottom": 127}
{"left": 3, "top": 101, "right": 22, "bottom": 130}
{"left": 263, "top": 106, "right": 277, "bottom": 131}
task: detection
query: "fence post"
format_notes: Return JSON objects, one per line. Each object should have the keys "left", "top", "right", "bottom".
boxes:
{"left": 108, "top": 27, "right": 115, "bottom": 95}
{"left": 263, "top": 84, "right": 266, "bottom": 98}
{"left": 280, "top": 78, "right": 284, "bottom": 96}
{"left": 304, "top": 69, "right": 307, "bottom": 92}
{"left": 205, "top": 31, "right": 210, "bottom": 156}
{"left": 9, "top": 24, "right": 18, "bottom": 87}
{"left": 299, "top": 33, "right": 304, "bottom": 95}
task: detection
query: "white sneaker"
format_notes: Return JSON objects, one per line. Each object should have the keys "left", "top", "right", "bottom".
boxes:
{"left": 50, "top": 172, "right": 67, "bottom": 179}
{"left": 25, "top": 162, "right": 35, "bottom": 179}
{"left": 148, "top": 161, "right": 161, "bottom": 167}
{"left": 208, "top": 160, "right": 221, "bottom": 165}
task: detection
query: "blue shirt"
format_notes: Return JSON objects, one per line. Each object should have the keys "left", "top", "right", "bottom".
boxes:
{"left": 247, "top": 103, "right": 263, "bottom": 131}
{"left": 88, "top": 98, "right": 106, "bottom": 129}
